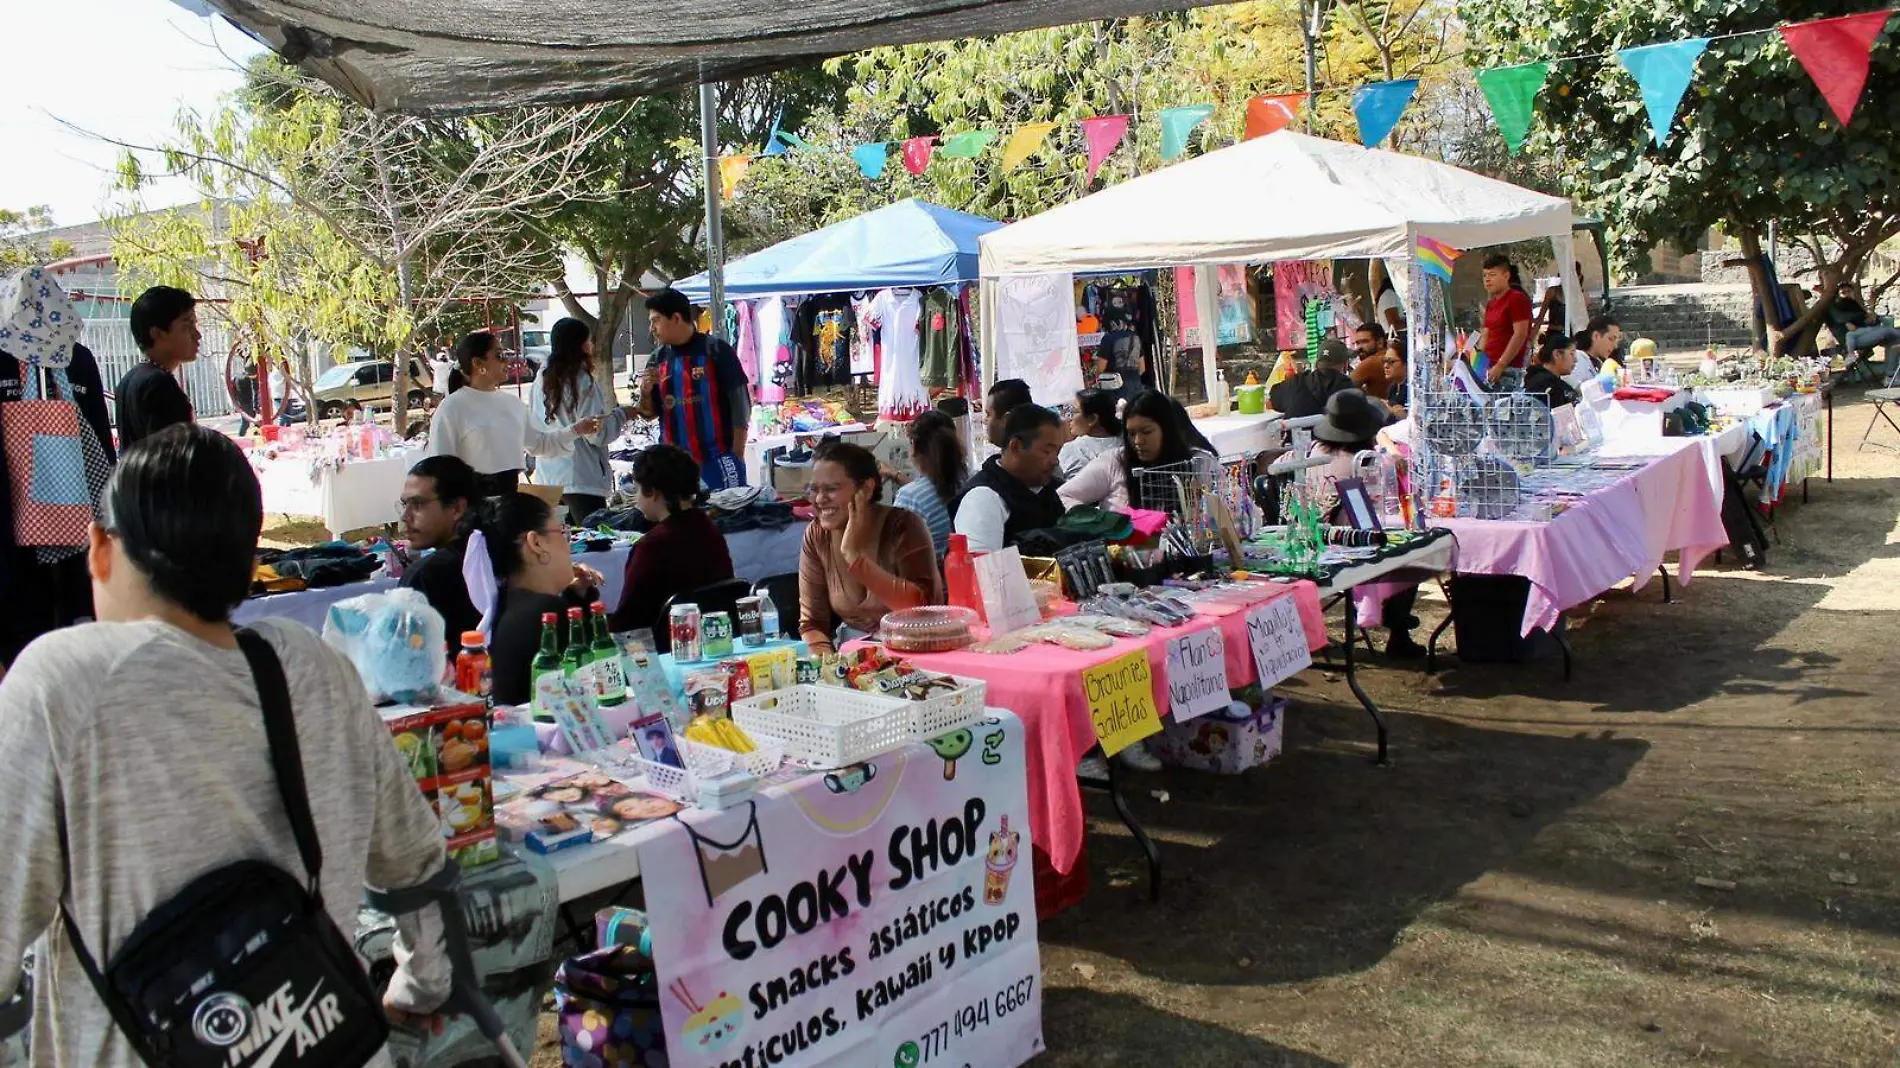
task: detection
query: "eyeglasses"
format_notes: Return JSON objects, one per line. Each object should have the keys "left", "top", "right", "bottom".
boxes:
{"left": 396, "top": 495, "right": 439, "bottom": 513}
{"left": 1381, "top": 358, "right": 1403, "bottom": 366}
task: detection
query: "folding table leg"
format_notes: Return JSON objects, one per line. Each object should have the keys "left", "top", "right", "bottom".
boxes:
{"left": 1097, "top": 751, "right": 1161, "bottom": 902}
{"left": 1341, "top": 609, "right": 1390, "bottom": 764}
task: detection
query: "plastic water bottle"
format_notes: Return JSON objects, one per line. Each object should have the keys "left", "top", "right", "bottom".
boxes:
{"left": 757, "top": 589, "right": 780, "bottom": 642}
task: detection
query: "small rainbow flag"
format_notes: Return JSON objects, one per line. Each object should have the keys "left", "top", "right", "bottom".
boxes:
{"left": 1415, "top": 236, "right": 1461, "bottom": 282}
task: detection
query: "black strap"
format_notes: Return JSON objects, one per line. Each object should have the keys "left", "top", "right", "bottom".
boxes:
{"left": 235, "top": 628, "right": 325, "bottom": 898}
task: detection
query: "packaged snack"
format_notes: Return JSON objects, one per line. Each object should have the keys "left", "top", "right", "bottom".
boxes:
{"left": 381, "top": 693, "right": 498, "bottom": 868}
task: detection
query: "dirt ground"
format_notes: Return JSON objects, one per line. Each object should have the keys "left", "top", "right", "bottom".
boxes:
{"left": 514, "top": 389, "right": 1899, "bottom": 1068}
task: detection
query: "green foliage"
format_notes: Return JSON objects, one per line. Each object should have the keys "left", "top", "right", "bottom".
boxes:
{"left": 1460, "top": 0, "right": 1900, "bottom": 280}
{"left": 0, "top": 205, "right": 75, "bottom": 269}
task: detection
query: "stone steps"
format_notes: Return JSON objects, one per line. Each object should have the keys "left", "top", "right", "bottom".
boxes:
{"left": 1609, "top": 283, "right": 1758, "bottom": 354}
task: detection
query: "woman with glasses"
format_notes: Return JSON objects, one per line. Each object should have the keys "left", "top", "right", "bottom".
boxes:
{"left": 1383, "top": 337, "right": 1410, "bottom": 420}
{"left": 428, "top": 331, "right": 601, "bottom": 498}
{"left": 474, "top": 493, "right": 605, "bottom": 706}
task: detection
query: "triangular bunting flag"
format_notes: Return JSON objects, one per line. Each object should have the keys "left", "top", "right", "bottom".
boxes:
{"left": 1352, "top": 79, "right": 1419, "bottom": 146}
{"left": 1475, "top": 61, "right": 1550, "bottom": 154}
{"left": 1617, "top": 38, "right": 1711, "bottom": 146}
{"left": 852, "top": 143, "right": 889, "bottom": 180}
{"left": 1000, "top": 122, "right": 1058, "bottom": 172}
{"left": 1159, "top": 104, "right": 1215, "bottom": 160}
{"left": 1080, "top": 115, "right": 1130, "bottom": 183}
{"left": 1244, "top": 94, "right": 1306, "bottom": 139}
{"left": 901, "top": 137, "right": 936, "bottom": 175}
{"left": 762, "top": 111, "right": 788, "bottom": 156}
{"left": 718, "top": 155, "right": 750, "bottom": 200}
{"left": 1780, "top": 12, "right": 1892, "bottom": 126}
{"left": 938, "top": 130, "right": 998, "bottom": 158}
{"left": 775, "top": 129, "right": 817, "bottom": 153}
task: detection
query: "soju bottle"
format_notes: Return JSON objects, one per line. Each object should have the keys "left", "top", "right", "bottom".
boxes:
{"left": 529, "top": 612, "right": 563, "bottom": 722}
{"left": 590, "top": 602, "right": 627, "bottom": 706}
{"left": 561, "top": 607, "right": 589, "bottom": 684}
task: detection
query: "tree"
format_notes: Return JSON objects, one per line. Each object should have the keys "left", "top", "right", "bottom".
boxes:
{"left": 108, "top": 56, "right": 617, "bottom": 423}
{"left": 1460, "top": 0, "right": 1900, "bottom": 351}
{"left": 1, "top": 206, "right": 74, "bottom": 269}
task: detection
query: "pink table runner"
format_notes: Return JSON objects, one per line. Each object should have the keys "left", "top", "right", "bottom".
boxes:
{"left": 864, "top": 581, "right": 1326, "bottom": 876}
{"left": 1431, "top": 436, "right": 1728, "bottom": 636}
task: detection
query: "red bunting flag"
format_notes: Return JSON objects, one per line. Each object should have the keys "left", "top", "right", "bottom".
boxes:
{"left": 901, "top": 137, "right": 936, "bottom": 175}
{"left": 1780, "top": 11, "right": 1892, "bottom": 126}
{"left": 1244, "top": 94, "right": 1307, "bottom": 139}
{"left": 1080, "top": 115, "right": 1130, "bottom": 184}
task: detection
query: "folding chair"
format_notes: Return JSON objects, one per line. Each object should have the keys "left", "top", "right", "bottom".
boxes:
{"left": 1858, "top": 361, "right": 1900, "bottom": 453}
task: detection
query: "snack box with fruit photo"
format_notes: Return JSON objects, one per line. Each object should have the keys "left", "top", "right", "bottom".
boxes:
{"left": 380, "top": 692, "right": 498, "bottom": 868}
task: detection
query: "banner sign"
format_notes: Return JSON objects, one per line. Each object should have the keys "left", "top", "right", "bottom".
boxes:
{"left": 1164, "top": 627, "right": 1230, "bottom": 724}
{"left": 1246, "top": 596, "right": 1314, "bottom": 690}
{"left": 639, "top": 714, "right": 1044, "bottom": 1068}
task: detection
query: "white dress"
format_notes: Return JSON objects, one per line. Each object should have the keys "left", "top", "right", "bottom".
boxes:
{"left": 872, "top": 289, "right": 929, "bottom": 420}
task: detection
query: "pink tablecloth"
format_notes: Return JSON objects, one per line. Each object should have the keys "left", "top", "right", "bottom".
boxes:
{"left": 1431, "top": 436, "right": 1728, "bottom": 636}
{"left": 870, "top": 580, "right": 1327, "bottom": 876}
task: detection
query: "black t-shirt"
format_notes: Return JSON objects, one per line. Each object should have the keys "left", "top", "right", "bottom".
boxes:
{"left": 490, "top": 586, "right": 590, "bottom": 707}
{"left": 399, "top": 538, "right": 482, "bottom": 650}
{"left": 114, "top": 362, "right": 194, "bottom": 450}
{"left": 792, "top": 293, "right": 857, "bottom": 394}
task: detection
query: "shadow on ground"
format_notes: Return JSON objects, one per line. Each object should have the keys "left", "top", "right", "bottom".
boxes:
{"left": 1038, "top": 704, "right": 1650, "bottom": 987}
{"left": 1039, "top": 989, "right": 1342, "bottom": 1067}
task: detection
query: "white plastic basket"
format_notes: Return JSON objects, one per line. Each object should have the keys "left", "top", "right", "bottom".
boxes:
{"left": 733, "top": 678, "right": 988, "bottom": 767}
{"left": 624, "top": 738, "right": 733, "bottom": 801}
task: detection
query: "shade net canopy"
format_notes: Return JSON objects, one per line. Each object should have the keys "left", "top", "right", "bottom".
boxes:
{"left": 978, "top": 130, "right": 1574, "bottom": 276}
{"left": 183, "top": 0, "right": 1218, "bottom": 113}
{"left": 673, "top": 199, "right": 1000, "bottom": 302}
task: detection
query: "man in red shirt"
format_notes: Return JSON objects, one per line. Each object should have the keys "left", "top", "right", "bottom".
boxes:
{"left": 1479, "top": 253, "right": 1533, "bottom": 391}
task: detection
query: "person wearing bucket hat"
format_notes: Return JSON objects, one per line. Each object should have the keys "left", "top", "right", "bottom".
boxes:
{"left": 1313, "top": 387, "right": 1387, "bottom": 447}
{"left": 1305, "top": 390, "right": 1425, "bottom": 659}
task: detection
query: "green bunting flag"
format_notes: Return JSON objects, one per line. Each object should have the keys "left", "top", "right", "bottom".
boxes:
{"left": 937, "top": 130, "right": 998, "bottom": 158}
{"left": 1475, "top": 61, "right": 1550, "bottom": 154}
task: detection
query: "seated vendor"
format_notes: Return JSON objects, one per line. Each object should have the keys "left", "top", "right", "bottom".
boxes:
{"left": 952, "top": 405, "right": 1066, "bottom": 552}
{"left": 610, "top": 444, "right": 734, "bottom": 635}
{"left": 1350, "top": 323, "right": 1391, "bottom": 399}
{"left": 799, "top": 441, "right": 942, "bottom": 655}
{"left": 398, "top": 455, "right": 482, "bottom": 645}
{"left": 1306, "top": 390, "right": 1423, "bottom": 659}
{"left": 1524, "top": 331, "right": 1582, "bottom": 411}
{"left": 1383, "top": 339, "right": 1410, "bottom": 420}
{"left": 476, "top": 492, "right": 605, "bottom": 706}
{"left": 1059, "top": 390, "right": 1217, "bottom": 513}
{"left": 1059, "top": 387, "right": 1122, "bottom": 479}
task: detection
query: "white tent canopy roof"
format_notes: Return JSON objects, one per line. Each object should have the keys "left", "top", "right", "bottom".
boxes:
{"left": 978, "top": 131, "right": 1575, "bottom": 277}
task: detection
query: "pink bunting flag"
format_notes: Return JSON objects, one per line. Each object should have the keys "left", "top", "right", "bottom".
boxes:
{"left": 1779, "top": 11, "right": 1892, "bottom": 126}
{"left": 1080, "top": 115, "right": 1130, "bottom": 184}
{"left": 902, "top": 137, "right": 936, "bottom": 175}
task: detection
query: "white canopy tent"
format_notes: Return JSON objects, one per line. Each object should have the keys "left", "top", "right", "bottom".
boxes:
{"left": 977, "top": 131, "right": 1584, "bottom": 405}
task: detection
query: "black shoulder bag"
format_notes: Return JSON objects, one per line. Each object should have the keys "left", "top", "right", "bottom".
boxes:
{"left": 59, "top": 629, "right": 389, "bottom": 1068}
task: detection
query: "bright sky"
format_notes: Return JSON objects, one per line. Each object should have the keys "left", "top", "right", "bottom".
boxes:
{"left": 0, "top": 0, "right": 264, "bottom": 229}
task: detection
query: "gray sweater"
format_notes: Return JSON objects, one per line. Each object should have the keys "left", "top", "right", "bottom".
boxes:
{"left": 0, "top": 619, "right": 450, "bottom": 1068}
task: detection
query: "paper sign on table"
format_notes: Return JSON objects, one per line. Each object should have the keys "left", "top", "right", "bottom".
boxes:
{"left": 975, "top": 545, "right": 1042, "bottom": 635}
{"left": 1245, "top": 596, "right": 1314, "bottom": 689}
{"left": 1083, "top": 648, "right": 1163, "bottom": 756}
{"left": 1164, "top": 627, "right": 1230, "bottom": 724}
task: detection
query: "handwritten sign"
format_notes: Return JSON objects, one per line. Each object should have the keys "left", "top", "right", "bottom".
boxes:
{"left": 1082, "top": 648, "right": 1163, "bottom": 757}
{"left": 1164, "top": 628, "right": 1230, "bottom": 724}
{"left": 974, "top": 546, "right": 1042, "bottom": 635}
{"left": 1245, "top": 596, "right": 1313, "bottom": 690}
{"left": 637, "top": 715, "right": 1043, "bottom": 1068}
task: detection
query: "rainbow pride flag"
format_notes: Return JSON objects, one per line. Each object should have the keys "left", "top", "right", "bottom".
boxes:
{"left": 1415, "top": 236, "right": 1461, "bottom": 282}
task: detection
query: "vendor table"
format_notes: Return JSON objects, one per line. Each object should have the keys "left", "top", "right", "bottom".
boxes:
{"left": 233, "top": 521, "right": 808, "bottom": 631}
{"left": 870, "top": 582, "right": 1327, "bottom": 881}
{"left": 1429, "top": 435, "right": 1728, "bottom": 638}
{"left": 1195, "top": 411, "right": 1283, "bottom": 457}
{"left": 255, "top": 452, "right": 416, "bottom": 537}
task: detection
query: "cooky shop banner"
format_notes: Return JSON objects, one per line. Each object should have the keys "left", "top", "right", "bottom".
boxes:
{"left": 637, "top": 712, "right": 1043, "bottom": 1068}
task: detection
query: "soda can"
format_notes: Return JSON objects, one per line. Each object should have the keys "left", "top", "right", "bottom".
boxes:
{"left": 735, "top": 597, "right": 764, "bottom": 646}
{"left": 670, "top": 603, "right": 702, "bottom": 663}
{"left": 703, "top": 611, "right": 734, "bottom": 659}
{"left": 794, "top": 657, "right": 821, "bottom": 686}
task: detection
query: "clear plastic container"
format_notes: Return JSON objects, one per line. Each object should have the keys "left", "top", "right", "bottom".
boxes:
{"left": 879, "top": 605, "right": 979, "bottom": 652}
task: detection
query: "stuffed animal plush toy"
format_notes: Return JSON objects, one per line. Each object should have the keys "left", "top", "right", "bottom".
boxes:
{"left": 323, "top": 588, "right": 447, "bottom": 704}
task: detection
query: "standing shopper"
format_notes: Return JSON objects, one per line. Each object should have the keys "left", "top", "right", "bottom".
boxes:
{"left": 1478, "top": 254, "right": 1534, "bottom": 392}
{"left": 529, "top": 317, "right": 633, "bottom": 525}
{"left": 637, "top": 289, "right": 751, "bottom": 490}
{"left": 429, "top": 331, "right": 600, "bottom": 497}
{"left": 0, "top": 424, "right": 452, "bottom": 1068}
{"left": 114, "top": 285, "right": 199, "bottom": 449}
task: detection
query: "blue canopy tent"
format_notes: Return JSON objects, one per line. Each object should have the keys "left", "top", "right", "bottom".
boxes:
{"left": 674, "top": 199, "right": 1002, "bottom": 303}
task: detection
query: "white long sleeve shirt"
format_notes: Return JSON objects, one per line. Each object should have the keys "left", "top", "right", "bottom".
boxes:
{"left": 426, "top": 385, "right": 574, "bottom": 475}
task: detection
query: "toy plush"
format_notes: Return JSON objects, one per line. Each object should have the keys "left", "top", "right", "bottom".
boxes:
{"left": 323, "top": 588, "right": 447, "bottom": 704}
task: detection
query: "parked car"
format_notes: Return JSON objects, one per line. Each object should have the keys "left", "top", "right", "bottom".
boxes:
{"left": 312, "top": 357, "right": 431, "bottom": 418}
{"left": 519, "top": 328, "right": 552, "bottom": 370}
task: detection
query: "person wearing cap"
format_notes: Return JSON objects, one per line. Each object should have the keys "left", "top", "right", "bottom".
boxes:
{"left": 1270, "top": 338, "right": 1355, "bottom": 418}
{"left": 1305, "top": 390, "right": 1424, "bottom": 658}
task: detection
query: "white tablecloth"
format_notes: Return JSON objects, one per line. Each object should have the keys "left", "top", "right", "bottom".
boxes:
{"left": 256, "top": 452, "right": 416, "bottom": 537}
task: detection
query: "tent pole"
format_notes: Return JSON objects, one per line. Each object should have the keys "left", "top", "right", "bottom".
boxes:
{"left": 699, "top": 78, "right": 727, "bottom": 339}
{"left": 1301, "top": 0, "right": 1319, "bottom": 132}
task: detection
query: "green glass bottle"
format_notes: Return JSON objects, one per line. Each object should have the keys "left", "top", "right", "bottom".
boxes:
{"left": 561, "top": 606, "right": 589, "bottom": 682}
{"left": 590, "top": 602, "right": 627, "bottom": 706}
{"left": 529, "top": 612, "right": 562, "bottom": 722}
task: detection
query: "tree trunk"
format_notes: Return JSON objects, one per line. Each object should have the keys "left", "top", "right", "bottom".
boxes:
{"left": 370, "top": 125, "right": 414, "bottom": 429}
{"left": 1735, "top": 226, "right": 1781, "bottom": 356}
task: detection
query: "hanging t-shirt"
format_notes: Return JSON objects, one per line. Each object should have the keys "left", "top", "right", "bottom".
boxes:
{"left": 850, "top": 295, "right": 880, "bottom": 377}
{"left": 920, "top": 288, "right": 959, "bottom": 390}
{"left": 753, "top": 296, "right": 791, "bottom": 404}
{"left": 792, "top": 293, "right": 855, "bottom": 394}
{"left": 871, "top": 289, "right": 928, "bottom": 421}
{"left": 734, "top": 300, "right": 760, "bottom": 388}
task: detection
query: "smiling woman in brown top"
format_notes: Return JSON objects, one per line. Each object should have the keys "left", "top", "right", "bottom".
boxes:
{"left": 798, "top": 441, "right": 943, "bottom": 654}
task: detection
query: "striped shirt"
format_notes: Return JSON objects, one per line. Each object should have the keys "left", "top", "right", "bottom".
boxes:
{"left": 892, "top": 478, "right": 953, "bottom": 557}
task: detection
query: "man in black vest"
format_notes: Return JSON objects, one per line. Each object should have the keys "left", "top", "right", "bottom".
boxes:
{"left": 952, "top": 404, "right": 1065, "bottom": 552}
